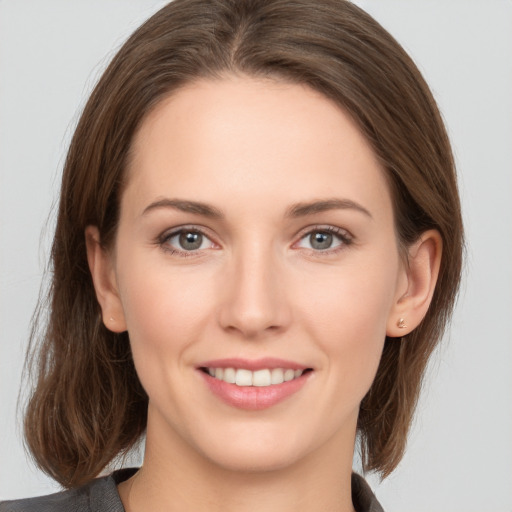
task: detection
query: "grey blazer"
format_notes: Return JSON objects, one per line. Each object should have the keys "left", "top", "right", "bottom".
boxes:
{"left": 0, "top": 469, "right": 384, "bottom": 512}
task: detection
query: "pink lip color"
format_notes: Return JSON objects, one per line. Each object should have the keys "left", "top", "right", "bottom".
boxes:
{"left": 198, "top": 357, "right": 308, "bottom": 371}
{"left": 197, "top": 358, "right": 312, "bottom": 411}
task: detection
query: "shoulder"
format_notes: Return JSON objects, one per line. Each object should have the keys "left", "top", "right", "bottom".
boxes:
{"left": 351, "top": 473, "right": 385, "bottom": 512}
{"left": 0, "top": 468, "right": 137, "bottom": 512}
{"left": 0, "top": 485, "right": 90, "bottom": 512}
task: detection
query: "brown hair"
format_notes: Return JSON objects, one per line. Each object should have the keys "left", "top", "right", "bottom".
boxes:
{"left": 24, "top": 0, "right": 463, "bottom": 487}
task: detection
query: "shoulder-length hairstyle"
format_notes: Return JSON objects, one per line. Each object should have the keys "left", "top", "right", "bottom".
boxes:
{"left": 24, "top": 0, "right": 463, "bottom": 488}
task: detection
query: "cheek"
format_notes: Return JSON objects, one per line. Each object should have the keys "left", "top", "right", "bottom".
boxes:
{"left": 295, "top": 256, "right": 399, "bottom": 396}
{"left": 115, "top": 253, "right": 217, "bottom": 377}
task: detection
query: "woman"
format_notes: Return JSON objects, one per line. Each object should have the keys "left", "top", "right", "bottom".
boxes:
{"left": 0, "top": 1, "right": 463, "bottom": 511}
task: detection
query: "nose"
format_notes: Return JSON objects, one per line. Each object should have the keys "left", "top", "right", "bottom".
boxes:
{"left": 217, "top": 243, "right": 291, "bottom": 339}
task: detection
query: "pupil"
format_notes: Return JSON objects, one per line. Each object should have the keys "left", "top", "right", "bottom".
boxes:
{"left": 311, "top": 232, "right": 332, "bottom": 250}
{"left": 179, "top": 231, "right": 202, "bottom": 250}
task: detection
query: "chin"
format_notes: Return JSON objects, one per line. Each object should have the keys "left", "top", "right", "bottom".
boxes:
{"left": 202, "top": 440, "right": 306, "bottom": 474}
{"left": 188, "top": 420, "right": 323, "bottom": 474}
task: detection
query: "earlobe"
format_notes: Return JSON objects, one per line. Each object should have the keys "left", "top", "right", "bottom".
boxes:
{"left": 386, "top": 229, "right": 442, "bottom": 338}
{"left": 85, "top": 226, "right": 127, "bottom": 333}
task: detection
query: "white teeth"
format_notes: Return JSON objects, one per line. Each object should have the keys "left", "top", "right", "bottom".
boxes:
{"left": 271, "top": 368, "right": 284, "bottom": 384}
{"left": 284, "top": 369, "right": 295, "bottom": 382}
{"left": 235, "top": 369, "right": 253, "bottom": 386}
{"left": 206, "top": 367, "right": 305, "bottom": 387}
{"left": 223, "top": 367, "right": 236, "bottom": 383}
{"left": 252, "top": 369, "right": 271, "bottom": 387}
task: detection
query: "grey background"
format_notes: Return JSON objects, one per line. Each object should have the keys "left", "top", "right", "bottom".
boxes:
{"left": 1, "top": 1, "right": 511, "bottom": 510}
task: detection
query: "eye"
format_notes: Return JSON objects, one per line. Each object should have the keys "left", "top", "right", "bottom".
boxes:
{"left": 160, "top": 228, "right": 215, "bottom": 254}
{"left": 295, "top": 226, "right": 352, "bottom": 252}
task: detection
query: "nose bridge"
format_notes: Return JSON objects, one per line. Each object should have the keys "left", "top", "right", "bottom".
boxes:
{"left": 218, "top": 236, "right": 290, "bottom": 338}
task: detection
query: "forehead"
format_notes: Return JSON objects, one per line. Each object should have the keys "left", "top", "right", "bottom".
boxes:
{"left": 124, "top": 75, "right": 391, "bottom": 220}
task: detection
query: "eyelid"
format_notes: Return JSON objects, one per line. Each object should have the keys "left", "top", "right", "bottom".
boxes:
{"left": 292, "top": 224, "right": 354, "bottom": 253}
{"left": 157, "top": 224, "right": 219, "bottom": 255}
{"left": 155, "top": 223, "right": 354, "bottom": 257}
{"left": 295, "top": 224, "right": 353, "bottom": 240}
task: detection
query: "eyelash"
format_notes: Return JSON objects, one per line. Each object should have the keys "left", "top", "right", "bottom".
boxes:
{"left": 157, "top": 226, "right": 214, "bottom": 258}
{"left": 294, "top": 225, "right": 353, "bottom": 256}
{"left": 157, "top": 225, "right": 353, "bottom": 258}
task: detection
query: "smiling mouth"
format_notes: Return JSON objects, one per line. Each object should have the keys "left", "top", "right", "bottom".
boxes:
{"left": 200, "top": 367, "right": 313, "bottom": 387}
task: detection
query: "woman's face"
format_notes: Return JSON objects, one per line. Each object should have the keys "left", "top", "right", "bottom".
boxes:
{"left": 102, "top": 76, "right": 408, "bottom": 472}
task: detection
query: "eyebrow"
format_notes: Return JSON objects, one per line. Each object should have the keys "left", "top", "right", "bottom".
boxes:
{"left": 142, "top": 198, "right": 224, "bottom": 219}
{"left": 285, "top": 198, "right": 373, "bottom": 219}
{"left": 141, "top": 197, "right": 372, "bottom": 219}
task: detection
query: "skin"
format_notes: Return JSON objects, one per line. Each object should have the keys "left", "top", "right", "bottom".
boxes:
{"left": 86, "top": 75, "right": 441, "bottom": 512}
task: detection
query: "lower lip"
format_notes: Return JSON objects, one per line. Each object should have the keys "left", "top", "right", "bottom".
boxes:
{"left": 199, "top": 371, "right": 311, "bottom": 411}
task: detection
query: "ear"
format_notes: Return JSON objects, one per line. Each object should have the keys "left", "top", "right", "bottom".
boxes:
{"left": 386, "top": 229, "right": 442, "bottom": 337}
{"left": 85, "top": 226, "right": 127, "bottom": 333}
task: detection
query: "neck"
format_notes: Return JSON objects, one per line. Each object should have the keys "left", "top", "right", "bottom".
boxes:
{"left": 119, "top": 409, "right": 357, "bottom": 512}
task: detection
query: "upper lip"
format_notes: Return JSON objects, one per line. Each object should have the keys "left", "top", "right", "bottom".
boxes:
{"left": 197, "top": 357, "right": 310, "bottom": 371}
